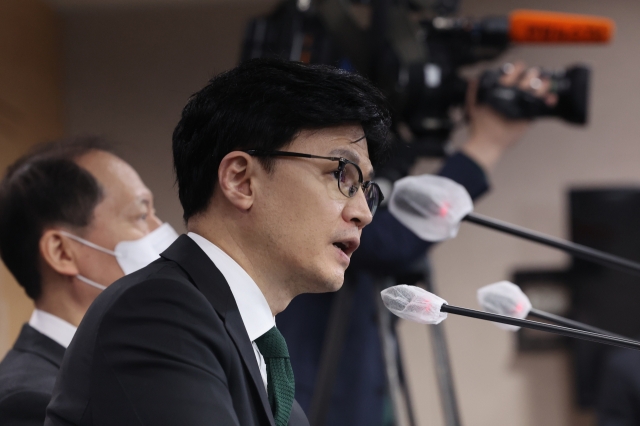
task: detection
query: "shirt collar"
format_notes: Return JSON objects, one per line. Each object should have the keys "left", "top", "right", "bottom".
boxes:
{"left": 187, "top": 232, "right": 275, "bottom": 342}
{"left": 28, "top": 309, "right": 77, "bottom": 349}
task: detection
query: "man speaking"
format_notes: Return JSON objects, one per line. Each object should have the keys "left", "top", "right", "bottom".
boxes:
{"left": 45, "top": 58, "right": 392, "bottom": 426}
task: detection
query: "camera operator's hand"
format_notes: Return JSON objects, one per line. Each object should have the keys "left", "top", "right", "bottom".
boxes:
{"left": 462, "top": 62, "right": 558, "bottom": 172}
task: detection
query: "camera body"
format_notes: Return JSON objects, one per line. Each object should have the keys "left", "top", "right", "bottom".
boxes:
{"left": 241, "top": 0, "right": 591, "bottom": 169}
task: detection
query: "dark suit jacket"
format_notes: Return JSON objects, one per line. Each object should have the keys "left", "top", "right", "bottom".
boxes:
{"left": 0, "top": 323, "right": 65, "bottom": 426}
{"left": 45, "top": 235, "right": 308, "bottom": 426}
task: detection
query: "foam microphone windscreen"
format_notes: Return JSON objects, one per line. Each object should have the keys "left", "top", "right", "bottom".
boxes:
{"left": 389, "top": 175, "right": 473, "bottom": 242}
{"left": 477, "top": 281, "right": 532, "bottom": 331}
{"left": 509, "top": 10, "right": 615, "bottom": 43}
{"left": 381, "top": 285, "right": 448, "bottom": 325}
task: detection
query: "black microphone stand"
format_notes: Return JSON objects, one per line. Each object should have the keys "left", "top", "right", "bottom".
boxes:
{"left": 464, "top": 212, "right": 640, "bottom": 277}
{"left": 441, "top": 304, "right": 640, "bottom": 351}
{"left": 527, "top": 308, "right": 627, "bottom": 339}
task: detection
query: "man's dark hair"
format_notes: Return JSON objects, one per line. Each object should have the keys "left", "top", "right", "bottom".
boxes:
{"left": 173, "top": 58, "right": 393, "bottom": 221}
{"left": 0, "top": 137, "right": 112, "bottom": 300}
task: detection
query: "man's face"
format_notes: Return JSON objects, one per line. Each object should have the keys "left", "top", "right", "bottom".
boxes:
{"left": 71, "top": 151, "right": 162, "bottom": 288}
{"left": 252, "top": 125, "right": 374, "bottom": 295}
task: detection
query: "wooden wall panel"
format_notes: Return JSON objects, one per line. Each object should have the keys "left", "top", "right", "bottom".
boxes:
{"left": 0, "top": 0, "right": 64, "bottom": 357}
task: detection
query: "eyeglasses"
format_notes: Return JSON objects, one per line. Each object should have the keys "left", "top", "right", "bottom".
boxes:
{"left": 244, "top": 150, "right": 384, "bottom": 216}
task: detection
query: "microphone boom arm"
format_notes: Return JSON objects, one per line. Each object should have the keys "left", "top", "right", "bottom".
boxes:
{"left": 528, "top": 308, "right": 626, "bottom": 339}
{"left": 440, "top": 304, "right": 640, "bottom": 351}
{"left": 464, "top": 212, "right": 640, "bottom": 277}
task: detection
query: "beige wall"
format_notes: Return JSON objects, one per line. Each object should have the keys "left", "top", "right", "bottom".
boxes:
{"left": 61, "top": 1, "right": 640, "bottom": 425}
{"left": 0, "top": 0, "right": 64, "bottom": 357}
{"left": 64, "top": 1, "right": 278, "bottom": 229}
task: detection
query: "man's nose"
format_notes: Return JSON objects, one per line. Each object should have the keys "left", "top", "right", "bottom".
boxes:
{"left": 147, "top": 210, "right": 163, "bottom": 231}
{"left": 344, "top": 189, "right": 373, "bottom": 228}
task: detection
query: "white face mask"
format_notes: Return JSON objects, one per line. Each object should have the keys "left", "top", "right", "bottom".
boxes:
{"left": 60, "top": 223, "right": 179, "bottom": 290}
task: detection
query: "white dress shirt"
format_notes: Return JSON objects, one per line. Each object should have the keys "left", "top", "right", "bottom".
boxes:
{"left": 188, "top": 232, "right": 275, "bottom": 391}
{"left": 28, "top": 309, "right": 77, "bottom": 349}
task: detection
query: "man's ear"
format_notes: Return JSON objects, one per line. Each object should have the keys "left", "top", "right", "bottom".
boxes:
{"left": 40, "top": 230, "right": 80, "bottom": 278}
{"left": 217, "top": 151, "right": 257, "bottom": 211}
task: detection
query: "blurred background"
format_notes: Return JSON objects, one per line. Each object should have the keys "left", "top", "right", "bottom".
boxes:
{"left": 1, "top": 0, "right": 640, "bottom": 425}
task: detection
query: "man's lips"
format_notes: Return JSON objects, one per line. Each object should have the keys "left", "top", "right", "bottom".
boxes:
{"left": 332, "top": 237, "right": 360, "bottom": 257}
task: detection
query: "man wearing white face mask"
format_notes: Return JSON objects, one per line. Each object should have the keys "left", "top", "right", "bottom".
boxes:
{"left": 0, "top": 137, "right": 178, "bottom": 426}
{"left": 58, "top": 223, "right": 178, "bottom": 290}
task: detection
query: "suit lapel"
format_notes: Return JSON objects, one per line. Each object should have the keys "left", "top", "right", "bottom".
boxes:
{"left": 161, "top": 235, "right": 275, "bottom": 426}
{"left": 13, "top": 324, "right": 65, "bottom": 368}
{"left": 224, "top": 310, "right": 276, "bottom": 425}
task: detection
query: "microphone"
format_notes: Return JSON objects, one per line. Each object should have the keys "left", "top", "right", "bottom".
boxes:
{"left": 509, "top": 10, "right": 615, "bottom": 43}
{"left": 477, "top": 281, "right": 530, "bottom": 332}
{"left": 477, "top": 281, "right": 627, "bottom": 338}
{"left": 388, "top": 175, "right": 640, "bottom": 277}
{"left": 381, "top": 285, "right": 640, "bottom": 351}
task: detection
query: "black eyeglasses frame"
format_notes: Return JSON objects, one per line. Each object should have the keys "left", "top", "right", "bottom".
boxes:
{"left": 243, "top": 149, "right": 384, "bottom": 215}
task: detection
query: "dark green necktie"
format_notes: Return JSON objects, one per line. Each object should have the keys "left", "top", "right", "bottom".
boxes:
{"left": 254, "top": 326, "right": 295, "bottom": 426}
